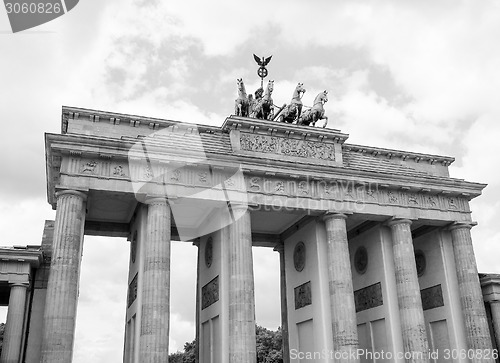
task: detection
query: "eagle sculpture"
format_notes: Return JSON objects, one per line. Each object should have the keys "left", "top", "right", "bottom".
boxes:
{"left": 253, "top": 54, "right": 272, "bottom": 67}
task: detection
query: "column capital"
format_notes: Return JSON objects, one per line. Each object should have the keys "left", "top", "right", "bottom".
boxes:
{"left": 9, "top": 282, "right": 29, "bottom": 289}
{"left": 230, "top": 203, "right": 249, "bottom": 213}
{"left": 55, "top": 189, "right": 87, "bottom": 201}
{"left": 273, "top": 242, "right": 284, "bottom": 254}
{"left": 144, "top": 196, "right": 168, "bottom": 205}
{"left": 448, "top": 221, "right": 477, "bottom": 231}
{"left": 386, "top": 217, "right": 413, "bottom": 227}
{"left": 323, "top": 211, "right": 351, "bottom": 222}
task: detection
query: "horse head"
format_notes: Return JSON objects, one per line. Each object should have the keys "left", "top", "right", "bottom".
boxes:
{"left": 314, "top": 90, "right": 328, "bottom": 105}
{"left": 293, "top": 83, "right": 306, "bottom": 100}
{"left": 236, "top": 78, "right": 246, "bottom": 96}
{"left": 296, "top": 82, "right": 305, "bottom": 94}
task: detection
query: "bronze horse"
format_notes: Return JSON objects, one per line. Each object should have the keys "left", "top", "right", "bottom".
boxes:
{"left": 297, "top": 90, "right": 328, "bottom": 128}
{"left": 234, "top": 78, "right": 250, "bottom": 117}
{"left": 278, "top": 82, "right": 306, "bottom": 124}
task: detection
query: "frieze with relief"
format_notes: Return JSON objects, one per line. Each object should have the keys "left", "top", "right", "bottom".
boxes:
{"left": 64, "top": 157, "right": 470, "bottom": 214}
{"left": 81, "top": 160, "right": 98, "bottom": 174}
{"left": 244, "top": 176, "right": 469, "bottom": 213}
{"left": 239, "top": 133, "right": 336, "bottom": 161}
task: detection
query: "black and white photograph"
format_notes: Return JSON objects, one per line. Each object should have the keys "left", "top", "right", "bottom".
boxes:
{"left": 1, "top": 1, "right": 500, "bottom": 362}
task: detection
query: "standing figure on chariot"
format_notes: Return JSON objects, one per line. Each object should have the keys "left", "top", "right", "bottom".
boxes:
{"left": 249, "top": 80, "right": 274, "bottom": 120}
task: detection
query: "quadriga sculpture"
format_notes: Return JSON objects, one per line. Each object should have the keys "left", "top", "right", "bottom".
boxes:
{"left": 278, "top": 82, "right": 306, "bottom": 124}
{"left": 297, "top": 90, "right": 328, "bottom": 128}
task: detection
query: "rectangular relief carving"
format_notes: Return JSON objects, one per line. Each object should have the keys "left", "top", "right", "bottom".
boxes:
{"left": 127, "top": 273, "right": 138, "bottom": 308}
{"left": 202, "top": 275, "right": 219, "bottom": 310}
{"left": 240, "top": 133, "right": 336, "bottom": 161}
{"left": 294, "top": 281, "right": 312, "bottom": 310}
{"left": 354, "top": 282, "right": 383, "bottom": 312}
{"left": 421, "top": 284, "right": 444, "bottom": 311}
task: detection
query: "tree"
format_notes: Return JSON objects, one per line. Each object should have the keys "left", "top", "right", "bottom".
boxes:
{"left": 0, "top": 322, "right": 4, "bottom": 356}
{"left": 168, "top": 325, "right": 283, "bottom": 363}
{"left": 256, "top": 325, "right": 283, "bottom": 363}
{"left": 168, "top": 339, "right": 196, "bottom": 363}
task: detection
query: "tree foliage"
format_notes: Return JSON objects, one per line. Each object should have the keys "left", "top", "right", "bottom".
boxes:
{"left": 168, "top": 325, "right": 283, "bottom": 363}
{"left": 169, "top": 339, "right": 196, "bottom": 363}
{"left": 256, "top": 325, "right": 283, "bottom": 363}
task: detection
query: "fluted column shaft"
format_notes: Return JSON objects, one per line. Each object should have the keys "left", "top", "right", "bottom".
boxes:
{"left": 489, "top": 301, "right": 500, "bottom": 351}
{"left": 0, "top": 283, "right": 29, "bottom": 363}
{"left": 450, "top": 223, "right": 494, "bottom": 359}
{"left": 324, "top": 213, "right": 360, "bottom": 363}
{"left": 388, "top": 219, "right": 429, "bottom": 363}
{"left": 228, "top": 206, "right": 256, "bottom": 363}
{"left": 193, "top": 240, "right": 201, "bottom": 363}
{"left": 274, "top": 243, "right": 290, "bottom": 363}
{"left": 41, "top": 190, "right": 86, "bottom": 363}
{"left": 139, "top": 197, "right": 171, "bottom": 363}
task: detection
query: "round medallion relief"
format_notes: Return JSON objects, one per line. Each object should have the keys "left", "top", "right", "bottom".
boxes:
{"left": 415, "top": 250, "right": 426, "bottom": 277}
{"left": 131, "top": 231, "right": 137, "bottom": 264}
{"left": 354, "top": 246, "right": 368, "bottom": 274}
{"left": 293, "top": 242, "right": 306, "bottom": 272}
{"left": 205, "top": 237, "right": 213, "bottom": 268}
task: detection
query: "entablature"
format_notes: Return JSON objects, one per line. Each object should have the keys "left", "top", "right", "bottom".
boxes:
{"left": 46, "top": 131, "right": 486, "bottom": 207}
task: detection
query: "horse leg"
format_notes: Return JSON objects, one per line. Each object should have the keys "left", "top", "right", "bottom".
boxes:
{"left": 311, "top": 112, "right": 319, "bottom": 127}
{"left": 268, "top": 105, "right": 274, "bottom": 121}
{"left": 322, "top": 116, "right": 328, "bottom": 128}
{"left": 295, "top": 105, "right": 302, "bottom": 124}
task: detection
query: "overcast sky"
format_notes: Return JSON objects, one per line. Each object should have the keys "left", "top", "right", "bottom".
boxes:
{"left": 1, "top": 1, "right": 500, "bottom": 362}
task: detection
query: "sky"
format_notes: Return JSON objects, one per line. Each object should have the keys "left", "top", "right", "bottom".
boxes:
{"left": 1, "top": 0, "right": 500, "bottom": 361}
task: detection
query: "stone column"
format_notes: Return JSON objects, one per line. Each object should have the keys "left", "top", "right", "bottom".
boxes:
{"left": 489, "top": 301, "right": 500, "bottom": 351}
{"left": 450, "top": 222, "right": 494, "bottom": 358}
{"left": 323, "top": 213, "right": 360, "bottom": 362}
{"left": 193, "top": 239, "right": 201, "bottom": 363}
{"left": 228, "top": 205, "right": 256, "bottom": 363}
{"left": 388, "top": 219, "right": 429, "bottom": 362}
{"left": 139, "top": 197, "right": 171, "bottom": 363}
{"left": 273, "top": 242, "right": 290, "bottom": 363}
{"left": 41, "top": 190, "right": 86, "bottom": 363}
{"left": 0, "top": 283, "right": 29, "bottom": 363}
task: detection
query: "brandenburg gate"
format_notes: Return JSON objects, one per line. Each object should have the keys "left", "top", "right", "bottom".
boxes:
{"left": 1, "top": 104, "right": 499, "bottom": 363}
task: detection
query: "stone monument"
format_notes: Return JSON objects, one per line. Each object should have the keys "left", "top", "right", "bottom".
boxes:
{"left": 0, "top": 104, "right": 498, "bottom": 363}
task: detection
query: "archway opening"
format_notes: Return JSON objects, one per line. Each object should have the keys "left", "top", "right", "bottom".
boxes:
{"left": 253, "top": 246, "right": 282, "bottom": 354}
{"left": 73, "top": 236, "right": 129, "bottom": 363}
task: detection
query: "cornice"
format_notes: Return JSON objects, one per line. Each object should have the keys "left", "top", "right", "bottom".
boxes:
{"left": 344, "top": 143, "right": 455, "bottom": 166}
{"left": 222, "top": 115, "right": 349, "bottom": 145}
{"left": 62, "top": 105, "right": 222, "bottom": 135}
{"left": 0, "top": 247, "right": 43, "bottom": 267}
